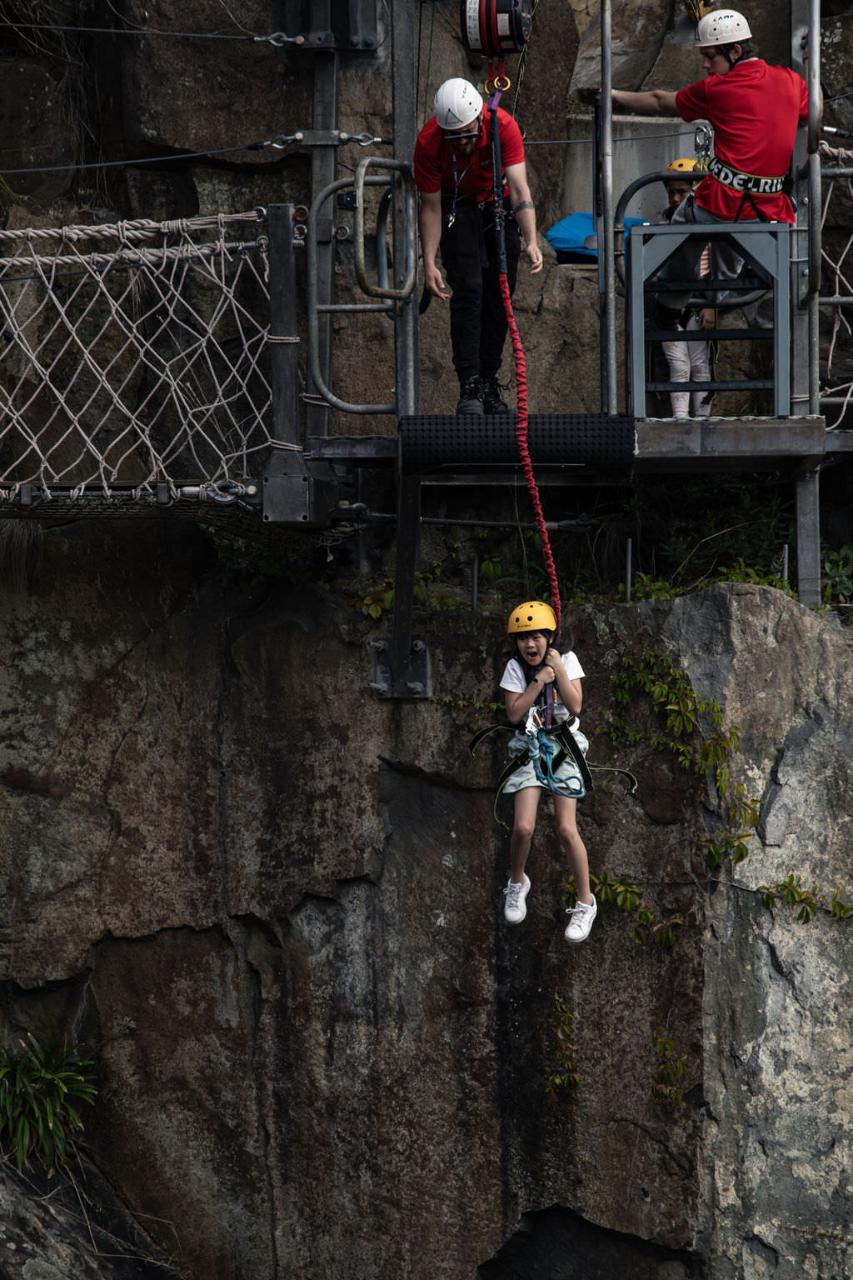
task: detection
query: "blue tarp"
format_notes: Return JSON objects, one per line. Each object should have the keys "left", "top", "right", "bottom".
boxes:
{"left": 545, "top": 211, "right": 645, "bottom": 261}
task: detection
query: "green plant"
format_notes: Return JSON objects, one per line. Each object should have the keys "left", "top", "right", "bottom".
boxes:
{"left": 0, "top": 1034, "right": 96, "bottom": 1175}
{"left": 431, "top": 693, "right": 503, "bottom": 714}
{"left": 822, "top": 546, "right": 853, "bottom": 604}
{"left": 566, "top": 870, "right": 685, "bottom": 949}
{"left": 200, "top": 523, "right": 289, "bottom": 583}
{"left": 652, "top": 1028, "right": 687, "bottom": 1111}
{"left": 631, "top": 572, "right": 678, "bottom": 601}
{"left": 480, "top": 552, "right": 504, "bottom": 584}
{"left": 356, "top": 579, "right": 394, "bottom": 620}
{"left": 713, "top": 559, "right": 795, "bottom": 596}
{"left": 607, "top": 650, "right": 759, "bottom": 870}
{"left": 547, "top": 993, "right": 581, "bottom": 1097}
{"left": 756, "top": 873, "right": 852, "bottom": 923}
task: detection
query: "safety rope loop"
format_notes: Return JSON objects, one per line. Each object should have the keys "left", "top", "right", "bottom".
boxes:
{"left": 486, "top": 58, "right": 509, "bottom": 108}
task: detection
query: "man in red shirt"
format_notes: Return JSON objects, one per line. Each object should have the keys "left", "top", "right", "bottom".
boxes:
{"left": 603, "top": 9, "right": 813, "bottom": 305}
{"left": 414, "top": 78, "right": 543, "bottom": 415}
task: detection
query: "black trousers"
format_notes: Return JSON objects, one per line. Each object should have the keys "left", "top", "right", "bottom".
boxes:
{"left": 439, "top": 198, "right": 521, "bottom": 384}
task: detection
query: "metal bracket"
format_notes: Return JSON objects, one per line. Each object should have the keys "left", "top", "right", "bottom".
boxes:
{"left": 369, "top": 637, "right": 431, "bottom": 699}
{"left": 262, "top": 453, "right": 340, "bottom": 525}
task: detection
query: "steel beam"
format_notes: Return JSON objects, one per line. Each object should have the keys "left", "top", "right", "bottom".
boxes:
{"left": 306, "top": 40, "right": 338, "bottom": 438}
{"left": 795, "top": 467, "right": 822, "bottom": 606}
{"left": 382, "top": 0, "right": 428, "bottom": 699}
{"left": 599, "top": 0, "right": 617, "bottom": 413}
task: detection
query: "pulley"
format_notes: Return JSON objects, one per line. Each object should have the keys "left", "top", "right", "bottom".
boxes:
{"left": 460, "top": 0, "right": 533, "bottom": 56}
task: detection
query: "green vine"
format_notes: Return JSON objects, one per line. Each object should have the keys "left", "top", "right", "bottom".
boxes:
{"left": 430, "top": 694, "right": 503, "bottom": 714}
{"left": 580, "top": 870, "right": 687, "bottom": 947}
{"left": 603, "top": 649, "right": 853, "bottom": 926}
{"left": 758, "top": 874, "right": 853, "bottom": 923}
{"left": 546, "top": 993, "right": 581, "bottom": 1098}
{"left": 652, "top": 1028, "right": 687, "bottom": 1112}
{"left": 607, "top": 649, "right": 758, "bottom": 869}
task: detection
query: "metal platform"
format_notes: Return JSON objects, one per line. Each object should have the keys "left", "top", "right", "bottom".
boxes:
{"left": 635, "top": 416, "right": 850, "bottom": 466}
{"left": 398, "top": 413, "right": 636, "bottom": 469}
{"left": 306, "top": 416, "right": 852, "bottom": 475}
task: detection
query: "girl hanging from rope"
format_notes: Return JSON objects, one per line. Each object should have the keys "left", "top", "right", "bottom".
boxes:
{"left": 498, "top": 600, "right": 597, "bottom": 944}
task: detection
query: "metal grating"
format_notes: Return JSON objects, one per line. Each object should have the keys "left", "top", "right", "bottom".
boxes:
{"left": 399, "top": 414, "right": 636, "bottom": 469}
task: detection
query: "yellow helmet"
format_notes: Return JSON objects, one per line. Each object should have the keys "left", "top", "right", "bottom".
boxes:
{"left": 666, "top": 157, "right": 697, "bottom": 173}
{"left": 507, "top": 600, "right": 558, "bottom": 635}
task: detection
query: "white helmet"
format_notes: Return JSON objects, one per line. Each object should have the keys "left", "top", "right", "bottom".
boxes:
{"left": 433, "top": 78, "right": 483, "bottom": 130}
{"left": 695, "top": 9, "right": 752, "bottom": 46}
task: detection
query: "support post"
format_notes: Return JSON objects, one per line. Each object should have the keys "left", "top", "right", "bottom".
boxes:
{"left": 391, "top": 0, "right": 419, "bottom": 418}
{"left": 267, "top": 204, "right": 299, "bottom": 452}
{"left": 773, "top": 224, "right": 791, "bottom": 417}
{"left": 380, "top": 0, "right": 430, "bottom": 698}
{"left": 264, "top": 203, "right": 337, "bottom": 523}
{"left": 628, "top": 228, "right": 647, "bottom": 417}
{"left": 306, "top": 35, "right": 338, "bottom": 438}
{"left": 790, "top": 0, "right": 810, "bottom": 414}
{"left": 264, "top": 204, "right": 309, "bottom": 522}
{"left": 795, "top": 467, "right": 821, "bottom": 606}
{"left": 600, "top": 0, "right": 617, "bottom": 414}
{"left": 806, "top": 0, "right": 821, "bottom": 417}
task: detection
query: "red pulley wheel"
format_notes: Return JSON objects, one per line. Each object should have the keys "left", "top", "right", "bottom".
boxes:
{"left": 461, "top": 0, "right": 533, "bottom": 56}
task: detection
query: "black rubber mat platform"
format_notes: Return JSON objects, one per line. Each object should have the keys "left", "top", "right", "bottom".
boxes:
{"left": 399, "top": 414, "right": 636, "bottom": 469}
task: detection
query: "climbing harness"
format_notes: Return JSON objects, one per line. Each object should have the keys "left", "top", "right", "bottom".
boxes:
{"left": 470, "top": 715, "right": 638, "bottom": 828}
{"left": 447, "top": 151, "right": 473, "bottom": 229}
{"left": 707, "top": 155, "right": 786, "bottom": 197}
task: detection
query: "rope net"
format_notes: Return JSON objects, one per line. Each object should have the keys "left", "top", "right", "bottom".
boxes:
{"left": 0, "top": 211, "right": 276, "bottom": 501}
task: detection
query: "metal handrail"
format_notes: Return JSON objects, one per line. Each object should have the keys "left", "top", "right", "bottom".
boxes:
{"left": 307, "top": 174, "right": 396, "bottom": 414}
{"left": 354, "top": 157, "right": 416, "bottom": 300}
{"left": 612, "top": 171, "right": 768, "bottom": 311}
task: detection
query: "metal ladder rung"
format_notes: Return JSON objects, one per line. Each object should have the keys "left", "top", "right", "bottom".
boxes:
{"left": 644, "top": 277, "right": 768, "bottom": 292}
{"left": 647, "top": 379, "right": 775, "bottom": 392}
{"left": 645, "top": 328, "right": 773, "bottom": 342}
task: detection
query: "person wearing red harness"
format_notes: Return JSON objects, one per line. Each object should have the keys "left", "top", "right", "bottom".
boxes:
{"left": 600, "top": 10, "right": 816, "bottom": 306}
{"left": 414, "top": 78, "right": 543, "bottom": 415}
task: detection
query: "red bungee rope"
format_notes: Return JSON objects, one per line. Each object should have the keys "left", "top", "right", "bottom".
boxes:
{"left": 487, "top": 63, "right": 562, "bottom": 629}
{"left": 497, "top": 273, "right": 561, "bottom": 626}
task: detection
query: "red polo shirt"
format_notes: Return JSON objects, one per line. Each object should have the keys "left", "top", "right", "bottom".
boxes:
{"left": 413, "top": 106, "right": 525, "bottom": 201}
{"left": 675, "top": 59, "right": 808, "bottom": 222}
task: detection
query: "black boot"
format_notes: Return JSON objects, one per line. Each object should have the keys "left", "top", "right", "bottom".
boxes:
{"left": 481, "top": 374, "right": 510, "bottom": 414}
{"left": 456, "top": 375, "right": 484, "bottom": 416}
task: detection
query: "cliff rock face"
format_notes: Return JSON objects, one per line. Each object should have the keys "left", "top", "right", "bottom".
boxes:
{"left": 0, "top": 522, "right": 849, "bottom": 1279}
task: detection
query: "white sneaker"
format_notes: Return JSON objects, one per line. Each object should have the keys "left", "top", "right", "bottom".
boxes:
{"left": 564, "top": 894, "right": 597, "bottom": 944}
{"left": 503, "top": 874, "right": 531, "bottom": 924}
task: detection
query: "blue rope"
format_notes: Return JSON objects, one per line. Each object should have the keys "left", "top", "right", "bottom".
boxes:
{"left": 525, "top": 722, "right": 584, "bottom": 799}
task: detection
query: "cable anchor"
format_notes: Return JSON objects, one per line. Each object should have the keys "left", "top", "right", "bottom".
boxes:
{"left": 261, "top": 32, "right": 305, "bottom": 47}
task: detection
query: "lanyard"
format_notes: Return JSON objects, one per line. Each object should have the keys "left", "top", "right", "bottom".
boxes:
{"left": 448, "top": 151, "right": 472, "bottom": 229}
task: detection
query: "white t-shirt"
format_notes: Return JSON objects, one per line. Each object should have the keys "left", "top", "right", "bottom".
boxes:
{"left": 500, "top": 651, "right": 585, "bottom": 731}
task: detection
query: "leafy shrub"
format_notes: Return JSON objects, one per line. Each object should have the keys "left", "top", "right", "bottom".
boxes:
{"left": 0, "top": 1034, "right": 96, "bottom": 1175}
{"left": 823, "top": 546, "right": 853, "bottom": 603}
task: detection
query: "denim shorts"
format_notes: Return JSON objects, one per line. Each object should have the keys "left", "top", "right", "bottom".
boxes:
{"left": 503, "top": 725, "right": 589, "bottom": 797}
